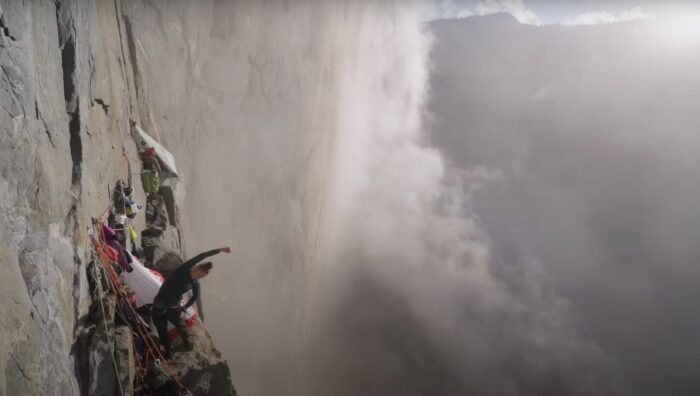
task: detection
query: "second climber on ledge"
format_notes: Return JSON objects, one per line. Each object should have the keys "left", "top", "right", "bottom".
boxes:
{"left": 152, "top": 246, "right": 232, "bottom": 358}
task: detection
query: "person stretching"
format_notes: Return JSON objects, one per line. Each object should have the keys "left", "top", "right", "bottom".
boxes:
{"left": 152, "top": 246, "right": 231, "bottom": 357}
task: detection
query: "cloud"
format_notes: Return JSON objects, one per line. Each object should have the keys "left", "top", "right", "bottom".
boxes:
{"left": 475, "top": 0, "right": 540, "bottom": 25}
{"left": 620, "top": 7, "right": 650, "bottom": 21}
{"left": 428, "top": 13, "right": 700, "bottom": 393}
{"left": 310, "top": 4, "right": 617, "bottom": 395}
{"left": 561, "top": 11, "right": 617, "bottom": 26}
{"left": 434, "top": 0, "right": 539, "bottom": 25}
{"left": 561, "top": 7, "right": 650, "bottom": 26}
{"left": 440, "top": 0, "right": 457, "bottom": 15}
{"left": 456, "top": 8, "right": 474, "bottom": 18}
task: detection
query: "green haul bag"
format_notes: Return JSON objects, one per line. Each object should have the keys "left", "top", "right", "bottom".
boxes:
{"left": 141, "top": 170, "right": 160, "bottom": 194}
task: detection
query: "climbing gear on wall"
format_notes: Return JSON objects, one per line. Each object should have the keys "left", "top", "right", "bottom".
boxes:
{"left": 129, "top": 225, "right": 139, "bottom": 243}
{"left": 132, "top": 123, "right": 179, "bottom": 180}
{"left": 90, "top": 221, "right": 189, "bottom": 394}
{"left": 114, "top": 213, "right": 128, "bottom": 226}
{"left": 141, "top": 170, "right": 160, "bottom": 194}
{"left": 126, "top": 199, "right": 140, "bottom": 218}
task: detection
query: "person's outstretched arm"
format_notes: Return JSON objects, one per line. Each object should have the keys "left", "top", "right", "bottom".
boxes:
{"left": 181, "top": 246, "right": 232, "bottom": 272}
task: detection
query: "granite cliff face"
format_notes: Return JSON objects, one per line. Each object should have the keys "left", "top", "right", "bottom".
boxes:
{"left": 0, "top": 1, "right": 343, "bottom": 393}
{"left": 0, "top": 1, "right": 234, "bottom": 394}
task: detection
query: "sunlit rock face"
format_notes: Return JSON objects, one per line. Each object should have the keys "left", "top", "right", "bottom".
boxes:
{"left": 123, "top": 2, "right": 351, "bottom": 394}
{"left": 0, "top": 1, "right": 139, "bottom": 394}
{"left": 0, "top": 1, "right": 233, "bottom": 395}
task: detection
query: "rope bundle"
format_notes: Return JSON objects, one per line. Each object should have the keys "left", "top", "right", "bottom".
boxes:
{"left": 90, "top": 219, "right": 189, "bottom": 393}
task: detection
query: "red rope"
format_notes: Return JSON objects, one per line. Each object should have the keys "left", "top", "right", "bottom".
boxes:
{"left": 94, "top": 133, "right": 188, "bottom": 391}
{"left": 92, "top": 225, "right": 188, "bottom": 392}
{"left": 97, "top": 204, "right": 113, "bottom": 222}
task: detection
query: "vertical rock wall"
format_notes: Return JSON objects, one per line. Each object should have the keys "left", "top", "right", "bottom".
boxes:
{"left": 0, "top": 1, "right": 233, "bottom": 395}
{"left": 120, "top": 3, "right": 349, "bottom": 393}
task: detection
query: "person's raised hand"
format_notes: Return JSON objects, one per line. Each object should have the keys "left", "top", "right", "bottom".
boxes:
{"left": 221, "top": 246, "right": 232, "bottom": 254}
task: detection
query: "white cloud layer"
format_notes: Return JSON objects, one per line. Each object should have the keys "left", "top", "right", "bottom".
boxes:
{"left": 475, "top": 0, "right": 540, "bottom": 24}
{"left": 561, "top": 7, "right": 650, "bottom": 26}
{"left": 440, "top": 0, "right": 540, "bottom": 25}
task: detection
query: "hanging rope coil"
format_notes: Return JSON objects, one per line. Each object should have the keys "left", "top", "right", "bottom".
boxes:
{"left": 84, "top": 128, "right": 191, "bottom": 394}
{"left": 90, "top": 221, "right": 189, "bottom": 393}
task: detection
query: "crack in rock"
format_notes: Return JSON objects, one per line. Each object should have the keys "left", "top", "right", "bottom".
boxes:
{"left": 11, "top": 354, "right": 32, "bottom": 381}
{"left": 92, "top": 98, "right": 109, "bottom": 115}
{"left": 0, "top": 14, "right": 17, "bottom": 41}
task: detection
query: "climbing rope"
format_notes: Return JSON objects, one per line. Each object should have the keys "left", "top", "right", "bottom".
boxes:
{"left": 88, "top": 255, "right": 127, "bottom": 396}
{"left": 84, "top": 123, "right": 191, "bottom": 394}
{"left": 90, "top": 222, "right": 189, "bottom": 393}
{"left": 92, "top": 232, "right": 188, "bottom": 392}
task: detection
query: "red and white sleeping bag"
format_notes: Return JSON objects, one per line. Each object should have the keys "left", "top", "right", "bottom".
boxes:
{"left": 120, "top": 252, "right": 198, "bottom": 340}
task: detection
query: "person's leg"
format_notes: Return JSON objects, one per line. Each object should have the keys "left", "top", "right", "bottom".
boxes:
{"left": 152, "top": 310, "right": 173, "bottom": 357}
{"left": 166, "top": 308, "right": 192, "bottom": 350}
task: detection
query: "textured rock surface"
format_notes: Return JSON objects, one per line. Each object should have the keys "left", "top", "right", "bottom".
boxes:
{"left": 153, "top": 250, "right": 183, "bottom": 278}
{"left": 0, "top": 1, "right": 235, "bottom": 395}
{"left": 1, "top": 1, "right": 87, "bottom": 394}
{"left": 120, "top": 3, "right": 349, "bottom": 393}
{"left": 170, "top": 325, "right": 237, "bottom": 396}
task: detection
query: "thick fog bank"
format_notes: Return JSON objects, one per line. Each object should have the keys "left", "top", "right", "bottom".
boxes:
{"left": 308, "top": 8, "right": 619, "bottom": 396}
{"left": 429, "top": 14, "right": 700, "bottom": 396}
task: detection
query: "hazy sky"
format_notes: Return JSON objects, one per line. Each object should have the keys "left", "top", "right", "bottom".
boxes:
{"left": 428, "top": 0, "right": 700, "bottom": 24}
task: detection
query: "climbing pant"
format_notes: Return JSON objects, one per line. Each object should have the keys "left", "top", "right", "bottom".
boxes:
{"left": 152, "top": 305, "right": 191, "bottom": 355}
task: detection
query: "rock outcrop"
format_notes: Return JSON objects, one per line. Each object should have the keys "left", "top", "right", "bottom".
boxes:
{"left": 0, "top": 1, "right": 235, "bottom": 395}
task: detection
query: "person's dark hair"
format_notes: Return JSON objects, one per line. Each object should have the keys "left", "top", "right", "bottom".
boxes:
{"left": 194, "top": 261, "right": 213, "bottom": 273}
